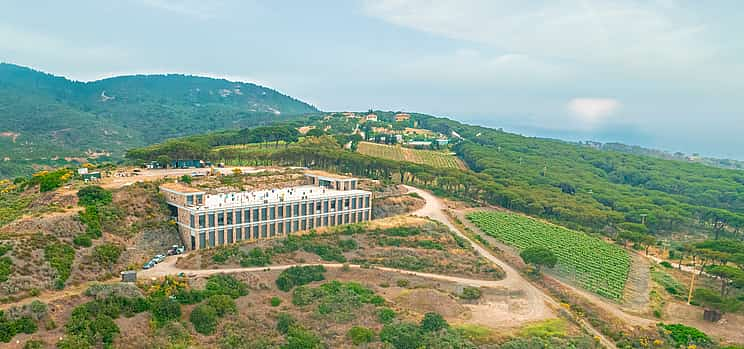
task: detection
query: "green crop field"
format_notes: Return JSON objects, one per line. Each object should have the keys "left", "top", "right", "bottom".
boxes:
{"left": 357, "top": 142, "right": 467, "bottom": 170}
{"left": 467, "top": 211, "right": 631, "bottom": 299}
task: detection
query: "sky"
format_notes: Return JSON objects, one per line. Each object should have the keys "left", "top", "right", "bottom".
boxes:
{"left": 1, "top": 0, "right": 743, "bottom": 158}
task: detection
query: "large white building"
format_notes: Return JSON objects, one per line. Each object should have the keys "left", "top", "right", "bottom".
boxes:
{"left": 161, "top": 171, "right": 372, "bottom": 250}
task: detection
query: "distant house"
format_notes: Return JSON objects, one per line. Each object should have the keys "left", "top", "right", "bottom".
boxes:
{"left": 77, "top": 168, "right": 89, "bottom": 175}
{"left": 394, "top": 113, "right": 411, "bottom": 122}
{"left": 364, "top": 114, "right": 378, "bottom": 122}
{"left": 395, "top": 135, "right": 404, "bottom": 143}
{"left": 82, "top": 172, "right": 102, "bottom": 181}
{"left": 435, "top": 139, "right": 449, "bottom": 146}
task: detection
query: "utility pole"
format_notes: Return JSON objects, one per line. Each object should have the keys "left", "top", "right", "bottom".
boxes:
{"left": 640, "top": 214, "right": 648, "bottom": 225}
{"left": 688, "top": 271, "right": 696, "bottom": 304}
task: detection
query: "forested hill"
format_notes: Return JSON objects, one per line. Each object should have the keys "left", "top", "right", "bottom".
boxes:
{"left": 0, "top": 63, "right": 317, "bottom": 177}
{"left": 419, "top": 116, "right": 744, "bottom": 237}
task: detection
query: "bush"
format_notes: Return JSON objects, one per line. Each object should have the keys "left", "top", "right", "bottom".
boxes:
{"left": 240, "top": 247, "right": 272, "bottom": 267}
{"left": 460, "top": 287, "right": 482, "bottom": 300}
{"left": 348, "top": 326, "right": 375, "bottom": 345}
{"left": 377, "top": 307, "right": 396, "bottom": 324}
{"left": 276, "top": 312, "right": 296, "bottom": 334}
{"left": 0, "top": 257, "right": 12, "bottom": 283}
{"left": 190, "top": 304, "right": 218, "bottom": 335}
{"left": 276, "top": 265, "right": 326, "bottom": 292}
{"left": 420, "top": 312, "right": 448, "bottom": 332}
{"left": 205, "top": 274, "right": 249, "bottom": 299}
{"left": 396, "top": 279, "right": 409, "bottom": 288}
{"left": 43, "top": 242, "right": 75, "bottom": 288}
{"left": 661, "top": 323, "right": 710, "bottom": 346}
{"left": 56, "top": 334, "right": 90, "bottom": 349}
{"left": 77, "top": 186, "right": 112, "bottom": 206}
{"left": 150, "top": 297, "right": 181, "bottom": 325}
{"left": 206, "top": 295, "right": 236, "bottom": 317}
{"left": 23, "top": 339, "right": 44, "bottom": 349}
{"left": 174, "top": 289, "right": 205, "bottom": 304}
{"left": 270, "top": 297, "right": 282, "bottom": 307}
{"left": 659, "top": 261, "right": 673, "bottom": 268}
{"left": 284, "top": 326, "right": 323, "bottom": 349}
{"left": 380, "top": 322, "right": 423, "bottom": 349}
{"left": 72, "top": 235, "right": 92, "bottom": 247}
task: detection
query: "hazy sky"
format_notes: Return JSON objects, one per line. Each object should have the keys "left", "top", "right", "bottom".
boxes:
{"left": 2, "top": 1, "right": 743, "bottom": 158}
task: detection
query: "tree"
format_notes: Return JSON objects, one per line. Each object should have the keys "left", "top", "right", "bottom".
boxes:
{"left": 520, "top": 247, "right": 558, "bottom": 272}
{"left": 92, "top": 243, "right": 122, "bottom": 273}
{"left": 155, "top": 155, "right": 172, "bottom": 168}
{"left": 706, "top": 265, "right": 744, "bottom": 298}
{"left": 420, "top": 312, "right": 448, "bottom": 332}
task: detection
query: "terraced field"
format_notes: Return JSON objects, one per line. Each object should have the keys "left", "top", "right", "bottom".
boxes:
{"left": 468, "top": 211, "right": 631, "bottom": 300}
{"left": 357, "top": 142, "right": 467, "bottom": 169}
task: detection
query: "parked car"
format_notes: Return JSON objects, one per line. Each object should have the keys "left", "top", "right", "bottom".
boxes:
{"left": 153, "top": 254, "right": 166, "bottom": 263}
{"left": 167, "top": 245, "right": 186, "bottom": 255}
{"left": 143, "top": 261, "right": 155, "bottom": 269}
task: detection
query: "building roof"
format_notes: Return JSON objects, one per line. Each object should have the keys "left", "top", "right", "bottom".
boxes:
{"left": 304, "top": 170, "right": 357, "bottom": 181}
{"left": 197, "top": 185, "right": 368, "bottom": 210}
{"left": 160, "top": 182, "right": 206, "bottom": 194}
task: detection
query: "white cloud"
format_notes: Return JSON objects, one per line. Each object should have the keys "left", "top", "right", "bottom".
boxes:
{"left": 362, "top": 0, "right": 722, "bottom": 80}
{"left": 567, "top": 98, "right": 621, "bottom": 127}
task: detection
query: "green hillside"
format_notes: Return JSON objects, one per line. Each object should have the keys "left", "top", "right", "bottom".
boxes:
{"left": 0, "top": 63, "right": 317, "bottom": 177}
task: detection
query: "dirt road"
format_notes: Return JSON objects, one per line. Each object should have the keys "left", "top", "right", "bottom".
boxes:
{"left": 402, "top": 185, "right": 619, "bottom": 349}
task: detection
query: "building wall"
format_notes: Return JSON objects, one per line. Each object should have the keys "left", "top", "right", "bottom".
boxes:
{"left": 170, "top": 191, "right": 372, "bottom": 250}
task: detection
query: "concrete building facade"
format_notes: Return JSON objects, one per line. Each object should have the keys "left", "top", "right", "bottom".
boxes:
{"left": 160, "top": 172, "right": 372, "bottom": 250}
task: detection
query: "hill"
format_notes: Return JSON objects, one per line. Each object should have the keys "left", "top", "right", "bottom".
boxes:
{"left": 0, "top": 63, "right": 317, "bottom": 177}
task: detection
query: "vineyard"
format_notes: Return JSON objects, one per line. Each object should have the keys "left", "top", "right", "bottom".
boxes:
{"left": 467, "top": 211, "right": 631, "bottom": 299}
{"left": 357, "top": 142, "right": 467, "bottom": 170}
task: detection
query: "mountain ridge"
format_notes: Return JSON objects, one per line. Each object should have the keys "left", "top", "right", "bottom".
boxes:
{"left": 0, "top": 63, "right": 318, "bottom": 177}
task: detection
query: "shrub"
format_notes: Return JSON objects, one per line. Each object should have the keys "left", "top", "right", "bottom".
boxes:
{"left": 276, "top": 312, "right": 296, "bottom": 334}
{"left": 460, "top": 287, "right": 482, "bottom": 300}
{"left": 348, "top": 326, "right": 375, "bottom": 345}
{"left": 76, "top": 186, "right": 112, "bottom": 206}
{"left": 72, "top": 235, "right": 92, "bottom": 247}
{"left": 174, "top": 289, "right": 205, "bottom": 304}
{"left": 380, "top": 322, "right": 423, "bottom": 349}
{"left": 377, "top": 307, "right": 396, "bottom": 324}
{"left": 150, "top": 297, "right": 181, "bottom": 325}
{"left": 0, "top": 257, "right": 12, "bottom": 283}
{"left": 206, "top": 295, "right": 236, "bottom": 317}
{"left": 276, "top": 265, "right": 326, "bottom": 292}
{"left": 270, "top": 297, "right": 282, "bottom": 307}
{"left": 23, "top": 339, "right": 44, "bottom": 349}
{"left": 205, "top": 274, "right": 249, "bottom": 299}
{"left": 190, "top": 304, "right": 218, "bottom": 335}
{"left": 661, "top": 323, "right": 710, "bottom": 346}
{"left": 92, "top": 243, "right": 123, "bottom": 272}
{"left": 56, "top": 334, "right": 90, "bottom": 349}
{"left": 396, "top": 279, "right": 409, "bottom": 288}
{"left": 659, "top": 261, "right": 673, "bottom": 268}
{"left": 420, "top": 312, "right": 448, "bottom": 332}
{"left": 240, "top": 247, "right": 272, "bottom": 267}
{"left": 44, "top": 242, "right": 75, "bottom": 289}
{"left": 284, "top": 326, "right": 323, "bottom": 349}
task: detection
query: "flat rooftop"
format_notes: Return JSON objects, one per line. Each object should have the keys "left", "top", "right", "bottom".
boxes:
{"left": 160, "top": 182, "right": 206, "bottom": 194}
{"left": 195, "top": 185, "right": 368, "bottom": 210}
{"left": 304, "top": 170, "right": 357, "bottom": 180}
